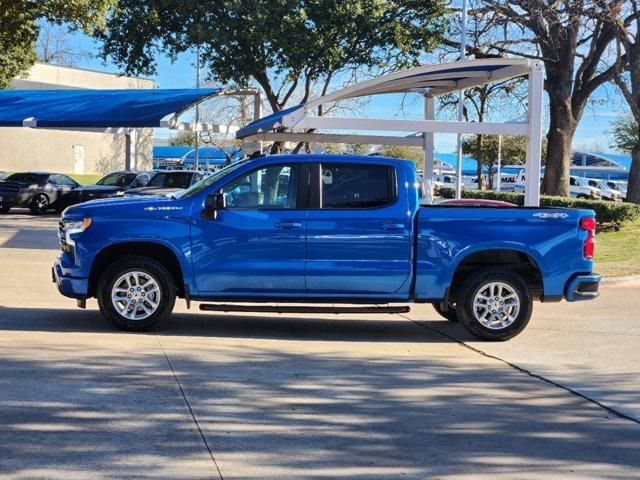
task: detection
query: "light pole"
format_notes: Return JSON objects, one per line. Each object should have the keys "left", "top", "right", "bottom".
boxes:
{"left": 195, "top": 44, "right": 201, "bottom": 172}
{"left": 455, "top": 0, "right": 468, "bottom": 199}
{"left": 495, "top": 91, "right": 506, "bottom": 191}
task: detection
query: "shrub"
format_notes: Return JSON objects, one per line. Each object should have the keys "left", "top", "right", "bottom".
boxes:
{"left": 437, "top": 189, "right": 640, "bottom": 227}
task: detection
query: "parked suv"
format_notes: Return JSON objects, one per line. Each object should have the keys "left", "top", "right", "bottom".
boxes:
{"left": 0, "top": 172, "right": 79, "bottom": 214}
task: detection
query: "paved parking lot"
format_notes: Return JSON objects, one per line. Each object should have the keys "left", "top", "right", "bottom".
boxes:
{"left": 1, "top": 212, "right": 639, "bottom": 479}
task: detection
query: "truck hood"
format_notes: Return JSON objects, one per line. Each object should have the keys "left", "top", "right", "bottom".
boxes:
{"left": 125, "top": 186, "right": 184, "bottom": 196}
{"left": 63, "top": 195, "right": 187, "bottom": 217}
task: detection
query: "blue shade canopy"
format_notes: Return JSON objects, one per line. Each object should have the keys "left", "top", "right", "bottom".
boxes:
{"left": 0, "top": 88, "right": 223, "bottom": 128}
{"left": 235, "top": 104, "right": 304, "bottom": 139}
{"left": 435, "top": 153, "right": 489, "bottom": 175}
{"left": 153, "top": 146, "right": 243, "bottom": 165}
{"left": 153, "top": 146, "right": 193, "bottom": 160}
{"left": 572, "top": 151, "right": 631, "bottom": 171}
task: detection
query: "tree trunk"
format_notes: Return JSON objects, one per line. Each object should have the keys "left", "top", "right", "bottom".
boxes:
{"left": 627, "top": 142, "right": 640, "bottom": 204}
{"left": 476, "top": 134, "right": 485, "bottom": 190}
{"left": 542, "top": 100, "right": 577, "bottom": 197}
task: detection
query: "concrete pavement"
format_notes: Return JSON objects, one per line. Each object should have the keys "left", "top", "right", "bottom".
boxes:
{"left": 1, "top": 212, "right": 639, "bottom": 479}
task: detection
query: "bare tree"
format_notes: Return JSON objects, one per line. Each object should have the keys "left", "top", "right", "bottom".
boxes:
{"left": 438, "top": 3, "right": 528, "bottom": 190}
{"left": 599, "top": 1, "right": 640, "bottom": 203}
{"left": 443, "top": 0, "right": 627, "bottom": 196}
{"left": 37, "top": 24, "right": 91, "bottom": 67}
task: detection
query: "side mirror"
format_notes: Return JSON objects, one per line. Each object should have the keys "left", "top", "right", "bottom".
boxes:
{"left": 203, "top": 192, "right": 226, "bottom": 219}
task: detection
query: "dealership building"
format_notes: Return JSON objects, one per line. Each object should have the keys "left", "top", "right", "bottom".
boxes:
{"left": 0, "top": 62, "right": 154, "bottom": 175}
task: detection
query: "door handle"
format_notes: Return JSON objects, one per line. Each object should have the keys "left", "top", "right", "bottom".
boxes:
{"left": 275, "top": 222, "right": 303, "bottom": 229}
{"left": 381, "top": 223, "right": 405, "bottom": 230}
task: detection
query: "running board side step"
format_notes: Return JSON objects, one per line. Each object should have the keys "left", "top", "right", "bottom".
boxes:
{"left": 199, "top": 304, "right": 410, "bottom": 314}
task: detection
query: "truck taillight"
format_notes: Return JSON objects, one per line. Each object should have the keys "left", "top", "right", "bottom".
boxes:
{"left": 580, "top": 217, "right": 596, "bottom": 259}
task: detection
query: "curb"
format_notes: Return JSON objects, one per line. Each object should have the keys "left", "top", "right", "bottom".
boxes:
{"left": 601, "top": 274, "right": 640, "bottom": 285}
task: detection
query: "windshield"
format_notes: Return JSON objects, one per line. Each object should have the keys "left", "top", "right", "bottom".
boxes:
{"left": 174, "top": 161, "right": 248, "bottom": 199}
{"left": 147, "top": 171, "right": 194, "bottom": 188}
{"left": 575, "top": 177, "right": 590, "bottom": 188}
{"left": 97, "top": 172, "right": 137, "bottom": 187}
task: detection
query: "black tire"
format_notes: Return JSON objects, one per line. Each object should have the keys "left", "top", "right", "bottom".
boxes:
{"left": 0, "top": 203, "right": 10, "bottom": 214}
{"left": 433, "top": 302, "right": 459, "bottom": 322}
{"left": 455, "top": 268, "right": 533, "bottom": 341}
{"left": 97, "top": 257, "right": 176, "bottom": 331}
{"left": 576, "top": 194, "right": 589, "bottom": 199}
{"left": 29, "top": 193, "right": 49, "bottom": 215}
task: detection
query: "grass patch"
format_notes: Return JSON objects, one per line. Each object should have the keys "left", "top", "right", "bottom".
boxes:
{"left": 596, "top": 219, "right": 640, "bottom": 277}
{"left": 69, "top": 174, "right": 102, "bottom": 185}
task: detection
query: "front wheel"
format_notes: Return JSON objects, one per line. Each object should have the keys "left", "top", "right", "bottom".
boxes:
{"left": 30, "top": 193, "right": 49, "bottom": 215}
{"left": 0, "top": 203, "right": 10, "bottom": 214}
{"left": 97, "top": 257, "right": 176, "bottom": 331}
{"left": 455, "top": 268, "right": 532, "bottom": 341}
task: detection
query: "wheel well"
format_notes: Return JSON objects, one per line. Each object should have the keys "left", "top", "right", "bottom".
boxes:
{"left": 88, "top": 242, "right": 184, "bottom": 298}
{"left": 448, "top": 249, "right": 543, "bottom": 302}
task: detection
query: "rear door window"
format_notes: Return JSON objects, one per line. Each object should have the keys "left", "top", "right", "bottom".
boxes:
{"left": 320, "top": 163, "right": 395, "bottom": 209}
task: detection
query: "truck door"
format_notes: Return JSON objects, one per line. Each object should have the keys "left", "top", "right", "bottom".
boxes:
{"left": 190, "top": 163, "right": 308, "bottom": 297}
{"left": 305, "top": 162, "right": 413, "bottom": 297}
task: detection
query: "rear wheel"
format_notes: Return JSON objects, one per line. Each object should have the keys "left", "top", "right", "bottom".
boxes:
{"left": 29, "top": 193, "right": 49, "bottom": 215}
{"left": 0, "top": 203, "right": 10, "bottom": 214}
{"left": 97, "top": 257, "right": 176, "bottom": 331}
{"left": 455, "top": 268, "right": 532, "bottom": 341}
{"left": 432, "top": 302, "right": 459, "bottom": 322}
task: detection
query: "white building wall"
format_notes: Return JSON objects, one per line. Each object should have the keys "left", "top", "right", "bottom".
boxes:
{"left": 0, "top": 63, "right": 154, "bottom": 175}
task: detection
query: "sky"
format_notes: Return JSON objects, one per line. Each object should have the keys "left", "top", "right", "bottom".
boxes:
{"left": 45, "top": 27, "right": 629, "bottom": 154}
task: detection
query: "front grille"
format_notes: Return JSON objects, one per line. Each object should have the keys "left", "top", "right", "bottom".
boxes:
{"left": 58, "top": 220, "right": 65, "bottom": 244}
{"left": 58, "top": 221, "right": 75, "bottom": 259}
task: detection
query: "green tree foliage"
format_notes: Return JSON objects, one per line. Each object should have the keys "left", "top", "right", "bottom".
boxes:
{"left": 343, "top": 144, "right": 372, "bottom": 155}
{"left": 0, "top": 0, "right": 115, "bottom": 88}
{"left": 462, "top": 135, "right": 529, "bottom": 166}
{"left": 610, "top": 115, "right": 639, "bottom": 155}
{"left": 96, "top": 0, "right": 448, "bottom": 113}
{"left": 377, "top": 145, "right": 423, "bottom": 166}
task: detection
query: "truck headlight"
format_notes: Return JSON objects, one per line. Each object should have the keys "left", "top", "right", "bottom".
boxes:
{"left": 63, "top": 217, "right": 92, "bottom": 246}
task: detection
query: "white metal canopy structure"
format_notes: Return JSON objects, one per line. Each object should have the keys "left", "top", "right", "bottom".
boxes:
{"left": 236, "top": 58, "right": 544, "bottom": 206}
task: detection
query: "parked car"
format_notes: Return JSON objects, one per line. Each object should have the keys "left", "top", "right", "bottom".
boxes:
{"left": 126, "top": 170, "right": 206, "bottom": 197}
{"left": 53, "top": 154, "right": 600, "bottom": 341}
{"left": 606, "top": 180, "right": 627, "bottom": 199}
{"left": 584, "top": 178, "right": 621, "bottom": 202}
{"left": 55, "top": 171, "right": 151, "bottom": 210}
{"left": 0, "top": 172, "right": 79, "bottom": 214}
{"left": 434, "top": 174, "right": 457, "bottom": 192}
{"left": 569, "top": 176, "right": 602, "bottom": 200}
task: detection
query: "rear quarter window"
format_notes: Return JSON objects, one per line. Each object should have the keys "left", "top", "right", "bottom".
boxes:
{"left": 320, "top": 163, "right": 395, "bottom": 209}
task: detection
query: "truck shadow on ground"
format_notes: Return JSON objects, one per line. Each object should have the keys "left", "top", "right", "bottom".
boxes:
{"left": 0, "top": 306, "right": 466, "bottom": 343}
{"left": 0, "top": 315, "right": 639, "bottom": 479}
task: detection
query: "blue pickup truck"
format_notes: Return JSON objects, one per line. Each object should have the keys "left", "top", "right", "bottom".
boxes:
{"left": 53, "top": 154, "right": 600, "bottom": 341}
